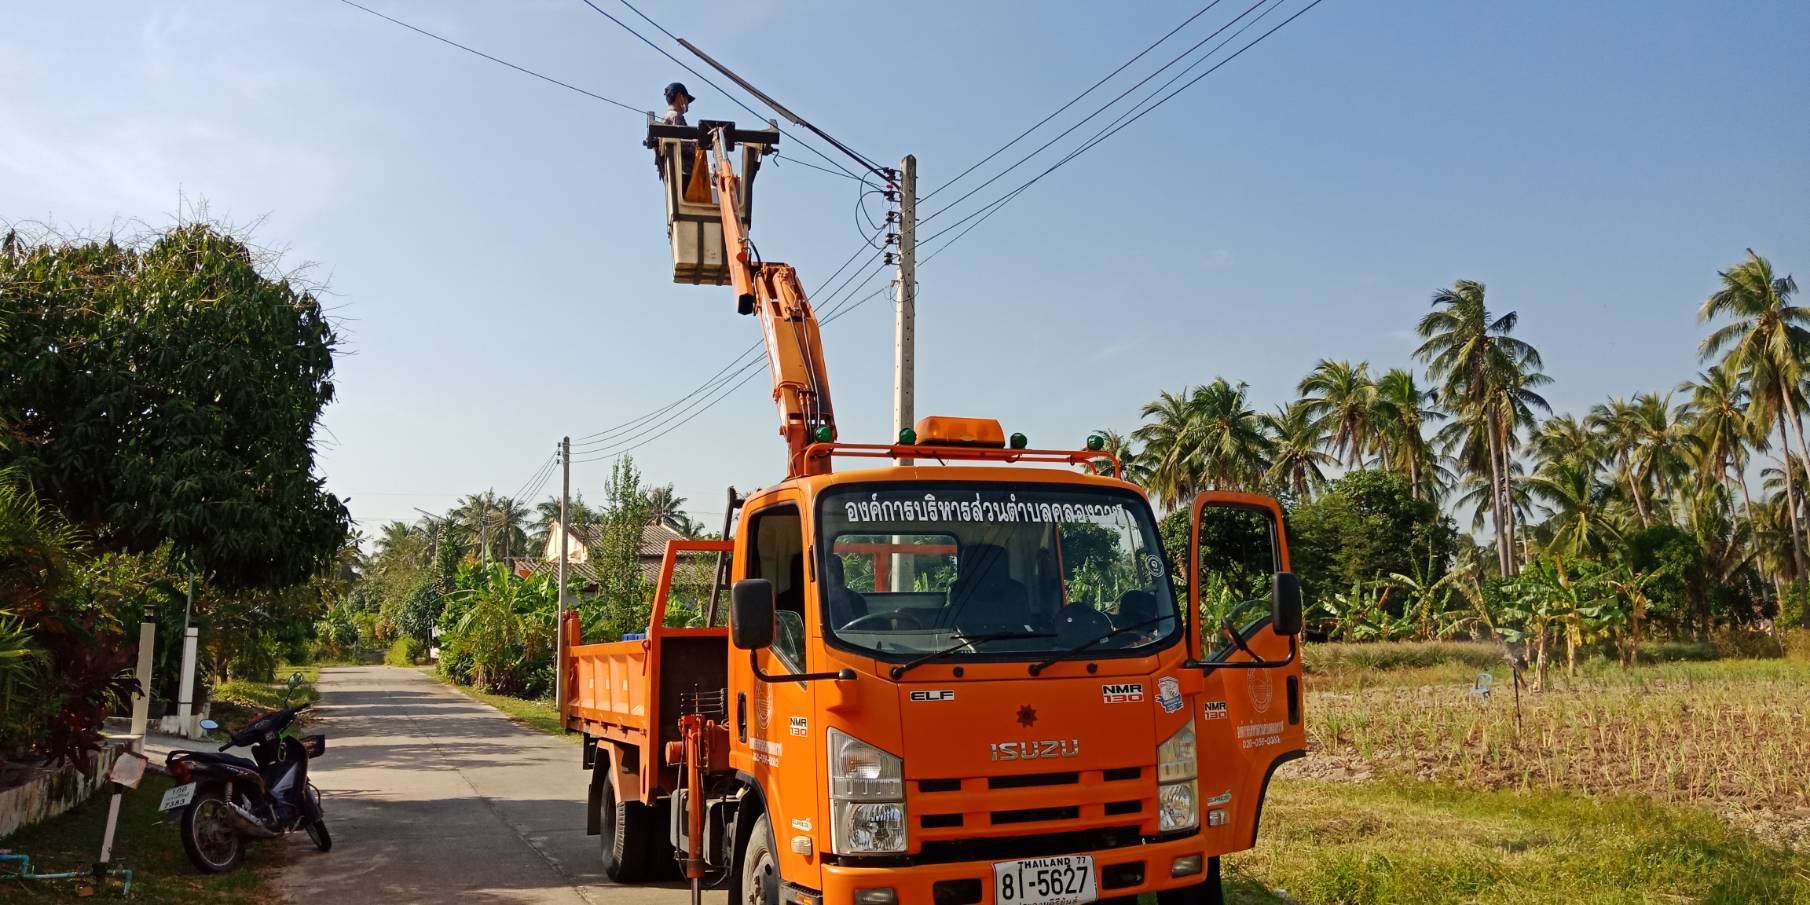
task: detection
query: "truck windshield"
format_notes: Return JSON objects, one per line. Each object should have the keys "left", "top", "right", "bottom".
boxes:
{"left": 817, "top": 484, "right": 1180, "bottom": 662}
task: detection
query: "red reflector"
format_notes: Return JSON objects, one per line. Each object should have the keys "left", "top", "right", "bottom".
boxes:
{"left": 169, "top": 761, "right": 191, "bottom": 784}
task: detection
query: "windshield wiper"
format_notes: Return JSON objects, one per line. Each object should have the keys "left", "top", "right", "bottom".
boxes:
{"left": 889, "top": 631, "right": 1055, "bottom": 679}
{"left": 1027, "top": 615, "right": 1175, "bottom": 675}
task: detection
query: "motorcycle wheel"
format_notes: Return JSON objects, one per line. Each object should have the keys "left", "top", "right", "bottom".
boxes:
{"left": 180, "top": 790, "right": 245, "bottom": 873}
{"left": 306, "top": 818, "right": 333, "bottom": 852}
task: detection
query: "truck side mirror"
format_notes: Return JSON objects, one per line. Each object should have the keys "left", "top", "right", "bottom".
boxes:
{"left": 1272, "top": 572, "right": 1303, "bottom": 636}
{"left": 731, "top": 579, "right": 776, "bottom": 650}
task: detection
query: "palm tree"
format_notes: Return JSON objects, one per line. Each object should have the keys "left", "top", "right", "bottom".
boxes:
{"left": 1132, "top": 380, "right": 1271, "bottom": 509}
{"left": 1700, "top": 249, "right": 1810, "bottom": 589}
{"left": 1262, "top": 402, "right": 1336, "bottom": 499}
{"left": 1296, "top": 359, "right": 1378, "bottom": 470}
{"left": 1416, "top": 280, "right": 1546, "bottom": 576}
{"left": 1626, "top": 391, "right": 1699, "bottom": 521}
{"left": 1533, "top": 414, "right": 1600, "bottom": 475}
{"left": 1681, "top": 364, "right": 1758, "bottom": 515}
{"left": 1587, "top": 397, "right": 1652, "bottom": 527}
{"left": 1186, "top": 379, "right": 1272, "bottom": 492}
{"left": 1528, "top": 463, "right": 1619, "bottom": 559}
{"left": 1091, "top": 429, "right": 1150, "bottom": 485}
{"left": 1132, "top": 388, "right": 1201, "bottom": 510}
{"left": 1372, "top": 368, "right": 1444, "bottom": 499}
{"left": 646, "top": 485, "right": 692, "bottom": 534}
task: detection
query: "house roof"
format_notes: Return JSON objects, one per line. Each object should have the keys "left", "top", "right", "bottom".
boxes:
{"left": 524, "top": 519, "right": 692, "bottom": 586}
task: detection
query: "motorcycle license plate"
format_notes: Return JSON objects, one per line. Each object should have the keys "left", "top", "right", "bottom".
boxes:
{"left": 159, "top": 782, "right": 197, "bottom": 812}
{"left": 993, "top": 855, "right": 1096, "bottom": 905}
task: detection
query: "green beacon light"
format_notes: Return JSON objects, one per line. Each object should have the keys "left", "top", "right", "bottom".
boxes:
{"left": 1085, "top": 434, "right": 1105, "bottom": 451}
{"left": 898, "top": 427, "right": 918, "bottom": 445}
{"left": 1008, "top": 432, "right": 1029, "bottom": 450}
{"left": 813, "top": 425, "right": 836, "bottom": 443}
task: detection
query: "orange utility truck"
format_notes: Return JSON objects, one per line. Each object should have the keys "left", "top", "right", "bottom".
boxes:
{"left": 560, "top": 120, "right": 1306, "bottom": 905}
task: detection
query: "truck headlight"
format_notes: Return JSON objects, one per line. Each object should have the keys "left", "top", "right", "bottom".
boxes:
{"left": 828, "top": 728, "right": 906, "bottom": 853}
{"left": 1156, "top": 722, "right": 1198, "bottom": 831}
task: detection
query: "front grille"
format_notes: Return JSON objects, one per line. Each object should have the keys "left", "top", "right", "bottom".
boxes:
{"left": 916, "top": 825, "right": 1142, "bottom": 864}
{"left": 1102, "top": 767, "right": 1141, "bottom": 782}
{"left": 1103, "top": 799, "right": 1142, "bottom": 816}
{"left": 993, "top": 805, "right": 1079, "bottom": 825}
{"left": 988, "top": 771, "right": 1079, "bottom": 790}
{"left": 921, "top": 813, "right": 963, "bottom": 829}
{"left": 919, "top": 778, "right": 962, "bottom": 793}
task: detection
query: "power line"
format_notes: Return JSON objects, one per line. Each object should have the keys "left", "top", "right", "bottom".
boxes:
{"left": 919, "top": 0, "right": 1275, "bottom": 229}
{"left": 920, "top": 0, "right": 1328, "bottom": 261}
{"left": 330, "top": 0, "right": 647, "bottom": 115}
{"left": 569, "top": 259, "right": 891, "bottom": 461}
{"left": 920, "top": 0, "right": 1229, "bottom": 203}
{"left": 773, "top": 153, "right": 862, "bottom": 181}
{"left": 570, "top": 239, "right": 884, "bottom": 448}
{"left": 575, "top": 0, "right": 873, "bottom": 183}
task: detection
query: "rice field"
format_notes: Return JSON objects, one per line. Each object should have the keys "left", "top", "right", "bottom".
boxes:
{"left": 1298, "top": 650, "right": 1810, "bottom": 846}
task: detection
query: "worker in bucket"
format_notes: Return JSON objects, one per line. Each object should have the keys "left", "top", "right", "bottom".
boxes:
{"left": 661, "top": 82, "right": 693, "bottom": 126}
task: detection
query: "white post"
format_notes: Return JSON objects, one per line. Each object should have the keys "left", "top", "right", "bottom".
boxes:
{"left": 128, "top": 620, "right": 155, "bottom": 750}
{"left": 176, "top": 627, "right": 199, "bottom": 738}
{"left": 892, "top": 155, "right": 918, "bottom": 592}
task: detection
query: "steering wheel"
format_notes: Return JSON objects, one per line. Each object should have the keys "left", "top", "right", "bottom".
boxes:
{"left": 838, "top": 609, "right": 928, "bottom": 632}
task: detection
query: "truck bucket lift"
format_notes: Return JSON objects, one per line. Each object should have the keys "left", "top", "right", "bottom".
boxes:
{"left": 645, "top": 118, "right": 780, "bottom": 286}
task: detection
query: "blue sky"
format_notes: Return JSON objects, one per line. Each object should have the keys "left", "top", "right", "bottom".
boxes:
{"left": 4, "top": 1, "right": 1806, "bottom": 533}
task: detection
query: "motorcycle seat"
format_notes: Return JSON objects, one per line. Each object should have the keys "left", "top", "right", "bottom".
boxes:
{"left": 178, "top": 750, "right": 260, "bottom": 772}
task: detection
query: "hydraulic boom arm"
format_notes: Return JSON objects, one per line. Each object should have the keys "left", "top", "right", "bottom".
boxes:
{"left": 708, "top": 128, "right": 836, "bottom": 478}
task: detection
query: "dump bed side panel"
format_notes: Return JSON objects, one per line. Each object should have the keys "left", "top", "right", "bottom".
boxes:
{"left": 569, "top": 639, "right": 650, "bottom": 736}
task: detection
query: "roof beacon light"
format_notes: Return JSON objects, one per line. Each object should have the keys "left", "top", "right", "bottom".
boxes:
{"left": 898, "top": 427, "right": 918, "bottom": 445}
{"left": 1009, "top": 432, "right": 1029, "bottom": 450}
{"left": 813, "top": 425, "right": 837, "bottom": 443}
{"left": 913, "top": 416, "right": 1006, "bottom": 449}
{"left": 1085, "top": 434, "right": 1106, "bottom": 451}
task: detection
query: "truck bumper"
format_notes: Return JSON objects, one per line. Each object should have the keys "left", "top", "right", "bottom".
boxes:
{"left": 818, "top": 833, "right": 1210, "bottom": 903}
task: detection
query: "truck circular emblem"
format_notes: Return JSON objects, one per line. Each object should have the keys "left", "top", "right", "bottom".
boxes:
{"left": 1015, "top": 705, "right": 1038, "bottom": 728}
{"left": 1245, "top": 668, "right": 1275, "bottom": 715}
{"left": 755, "top": 692, "right": 772, "bottom": 729}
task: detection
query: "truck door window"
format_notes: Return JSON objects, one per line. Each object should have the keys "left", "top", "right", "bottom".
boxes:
{"left": 1195, "top": 506, "right": 1280, "bottom": 657}
{"left": 747, "top": 504, "right": 806, "bottom": 671}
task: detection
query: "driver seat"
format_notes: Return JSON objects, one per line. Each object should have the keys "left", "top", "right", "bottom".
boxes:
{"left": 825, "top": 556, "right": 869, "bottom": 627}
{"left": 948, "top": 543, "right": 1030, "bottom": 631}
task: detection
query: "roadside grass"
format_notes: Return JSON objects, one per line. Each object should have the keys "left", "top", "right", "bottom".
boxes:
{"left": 209, "top": 666, "right": 320, "bottom": 729}
{"left": 0, "top": 772, "right": 288, "bottom": 903}
{"left": 1220, "top": 777, "right": 1810, "bottom": 905}
{"left": 417, "top": 667, "right": 573, "bottom": 741}
{"left": 1304, "top": 657, "right": 1810, "bottom": 842}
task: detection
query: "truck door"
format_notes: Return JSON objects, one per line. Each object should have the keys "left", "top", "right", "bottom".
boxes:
{"left": 1188, "top": 491, "right": 1307, "bottom": 850}
{"left": 734, "top": 498, "right": 820, "bottom": 885}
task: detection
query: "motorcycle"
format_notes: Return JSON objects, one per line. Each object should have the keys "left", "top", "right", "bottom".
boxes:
{"left": 159, "top": 672, "right": 331, "bottom": 873}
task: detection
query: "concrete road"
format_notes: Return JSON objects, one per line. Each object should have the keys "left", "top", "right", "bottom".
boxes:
{"left": 282, "top": 665, "right": 716, "bottom": 905}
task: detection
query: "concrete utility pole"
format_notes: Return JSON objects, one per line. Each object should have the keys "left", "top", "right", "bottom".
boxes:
{"left": 893, "top": 154, "right": 917, "bottom": 459}
{"left": 555, "top": 436, "right": 570, "bottom": 723}
{"left": 892, "top": 155, "right": 918, "bottom": 593}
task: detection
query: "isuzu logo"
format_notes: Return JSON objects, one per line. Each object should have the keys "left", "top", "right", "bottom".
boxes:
{"left": 989, "top": 739, "right": 1080, "bottom": 761}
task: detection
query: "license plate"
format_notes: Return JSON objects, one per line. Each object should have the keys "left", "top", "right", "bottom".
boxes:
{"left": 159, "top": 782, "right": 197, "bottom": 812}
{"left": 993, "top": 854, "right": 1096, "bottom": 905}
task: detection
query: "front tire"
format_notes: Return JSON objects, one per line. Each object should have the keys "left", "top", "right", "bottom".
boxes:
{"left": 600, "top": 774, "right": 656, "bottom": 883}
{"left": 179, "top": 789, "right": 245, "bottom": 874}
{"left": 306, "top": 819, "right": 333, "bottom": 852}
{"left": 1155, "top": 855, "right": 1225, "bottom": 905}
{"left": 735, "top": 814, "right": 780, "bottom": 905}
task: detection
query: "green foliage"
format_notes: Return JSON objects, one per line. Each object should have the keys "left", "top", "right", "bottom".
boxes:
{"left": 0, "top": 223, "right": 350, "bottom": 591}
{"left": 385, "top": 636, "right": 424, "bottom": 666}
{"left": 1291, "top": 470, "right": 1459, "bottom": 609}
{"left": 436, "top": 563, "right": 557, "bottom": 697}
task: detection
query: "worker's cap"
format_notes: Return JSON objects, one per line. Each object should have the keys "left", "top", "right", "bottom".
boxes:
{"left": 664, "top": 82, "right": 694, "bottom": 104}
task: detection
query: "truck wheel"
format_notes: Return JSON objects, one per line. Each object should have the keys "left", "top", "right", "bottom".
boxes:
{"left": 1156, "top": 856, "right": 1224, "bottom": 905}
{"left": 734, "top": 814, "right": 780, "bottom": 905}
{"left": 600, "top": 775, "right": 656, "bottom": 883}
